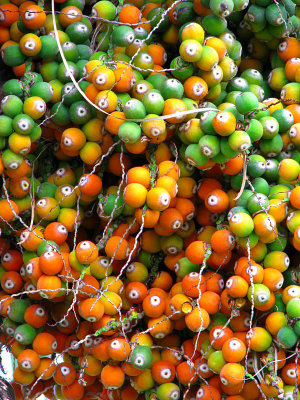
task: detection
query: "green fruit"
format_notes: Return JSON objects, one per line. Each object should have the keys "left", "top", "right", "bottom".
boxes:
{"left": 200, "top": 338, "right": 215, "bottom": 358}
{"left": 247, "top": 193, "right": 269, "bottom": 215}
{"left": 208, "top": 313, "right": 228, "bottom": 330}
{"left": 266, "top": 3, "right": 287, "bottom": 25}
{"left": 174, "top": 257, "right": 199, "bottom": 278}
{"left": 147, "top": 7, "right": 170, "bottom": 33}
{"left": 236, "top": 189, "right": 253, "bottom": 208}
{"left": 133, "top": 53, "right": 154, "bottom": 78}
{"left": 56, "top": 61, "right": 79, "bottom": 84}
{"left": 247, "top": 155, "right": 266, "bottom": 177}
{"left": 202, "top": 14, "right": 227, "bottom": 35}
{"left": 269, "top": 184, "right": 290, "bottom": 200}
{"left": 56, "top": 41, "right": 79, "bottom": 63}
{"left": 3, "top": 318, "right": 18, "bottom": 336}
{"left": 13, "top": 114, "right": 35, "bottom": 135}
{"left": 283, "top": 386, "right": 300, "bottom": 400}
{"left": 160, "top": 234, "right": 183, "bottom": 255}
{"left": 39, "top": 36, "right": 58, "bottom": 59}
{"left": 37, "top": 240, "right": 59, "bottom": 256}
{"left": 61, "top": 83, "right": 82, "bottom": 106}
{"left": 134, "top": 27, "right": 148, "bottom": 40}
{"left": 65, "top": 22, "right": 91, "bottom": 44}
{"left": 249, "top": 84, "right": 264, "bottom": 101}
{"left": 277, "top": 326, "right": 298, "bottom": 348}
{"left": 247, "top": 283, "right": 271, "bottom": 306}
{"left": 221, "top": 137, "right": 239, "bottom": 158}
{"left": 50, "top": 103, "right": 70, "bottom": 126}
{"left": 170, "top": 56, "right": 194, "bottom": 80}
{"left": 185, "top": 144, "right": 209, "bottom": 167}
{"left": 146, "top": 74, "right": 168, "bottom": 91}
{"left": 95, "top": 32, "right": 110, "bottom": 52}
{"left": 199, "top": 135, "right": 220, "bottom": 158}
{"left": 207, "top": 350, "right": 226, "bottom": 373}
{"left": 78, "top": 59, "right": 90, "bottom": 79}
{"left": 117, "top": 93, "right": 131, "bottom": 109}
{"left": 77, "top": 44, "right": 92, "bottom": 60}
{"left": 69, "top": 100, "right": 94, "bottom": 125}
{"left": 247, "top": 4, "right": 266, "bottom": 24}
{"left": 161, "top": 79, "right": 184, "bottom": 100}
{"left": 142, "top": 90, "right": 165, "bottom": 115}
{"left": 254, "top": 103, "right": 270, "bottom": 120}
{"left": 124, "top": 99, "right": 146, "bottom": 120}
{"left": 37, "top": 182, "right": 57, "bottom": 199}
{"left": 273, "top": 293, "right": 286, "bottom": 312}
{"left": 92, "top": 1, "right": 116, "bottom": 21}
{"left": 7, "top": 299, "right": 31, "bottom": 323}
{"left": 173, "top": 1, "right": 195, "bottom": 25}
{"left": 228, "top": 40, "right": 242, "bottom": 61}
{"left": 2, "top": 79, "right": 23, "bottom": 98}
{"left": 272, "top": 108, "right": 294, "bottom": 132}
{"left": 246, "top": 118, "right": 263, "bottom": 142}
{"left": 263, "top": 159, "right": 279, "bottom": 181}
{"left": 1, "top": 95, "right": 23, "bottom": 118}
{"left": 237, "top": 231, "right": 259, "bottom": 249}
{"left": 295, "top": 321, "right": 300, "bottom": 337}
{"left": 228, "top": 130, "right": 252, "bottom": 152}
{"left": 112, "top": 25, "right": 135, "bottom": 47}
{"left": 2, "top": 149, "right": 23, "bottom": 170}
{"left": 0, "top": 115, "right": 13, "bottom": 137}
{"left": 259, "top": 134, "right": 283, "bottom": 157}
{"left": 14, "top": 324, "right": 36, "bottom": 345}
{"left": 40, "top": 61, "right": 59, "bottom": 82}
{"left": 212, "top": 152, "right": 228, "bottom": 164}
{"left": 252, "top": 177, "right": 269, "bottom": 196}
{"left": 199, "top": 110, "right": 218, "bottom": 135}
{"left": 157, "top": 383, "right": 180, "bottom": 400}
{"left": 241, "top": 68, "right": 263, "bottom": 86}
{"left": 229, "top": 212, "right": 254, "bottom": 237}
{"left": 210, "top": 0, "right": 234, "bottom": 17}
{"left": 235, "top": 92, "right": 259, "bottom": 114}
{"left": 227, "top": 77, "right": 249, "bottom": 92}
{"left": 260, "top": 116, "right": 279, "bottom": 139}
{"left": 130, "top": 345, "right": 153, "bottom": 370}
{"left": 3, "top": 45, "right": 24, "bottom": 67}
{"left": 230, "top": 173, "right": 249, "bottom": 192}
{"left": 118, "top": 121, "right": 141, "bottom": 144}
{"left": 179, "top": 39, "right": 202, "bottom": 63}
{"left": 65, "top": 0, "right": 85, "bottom": 10}
{"left": 30, "top": 82, "right": 53, "bottom": 103}
{"left": 286, "top": 298, "right": 300, "bottom": 318}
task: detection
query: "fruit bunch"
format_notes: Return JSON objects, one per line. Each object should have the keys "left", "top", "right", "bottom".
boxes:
{"left": 0, "top": 0, "right": 299, "bottom": 399}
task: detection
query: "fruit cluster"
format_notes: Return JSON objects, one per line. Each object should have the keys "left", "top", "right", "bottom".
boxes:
{"left": 0, "top": 0, "right": 299, "bottom": 399}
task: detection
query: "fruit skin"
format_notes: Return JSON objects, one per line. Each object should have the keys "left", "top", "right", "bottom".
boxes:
{"left": 277, "top": 326, "right": 299, "bottom": 349}
{"left": 156, "top": 383, "right": 180, "bottom": 400}
{"left": 3, "top": 45, "right": 25, "bottom": 67}
{"left": 247, "top": 283, "right": 271, "bottom": 306}
{"left": 130, "top": 345, "right": 153, "bottom": 370}
{"left": 286, "top": 298, "right": 300, "bottom": 318}
{"left": 246, "top": 327, "right": 272, "bottom": 352}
